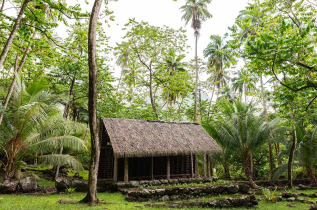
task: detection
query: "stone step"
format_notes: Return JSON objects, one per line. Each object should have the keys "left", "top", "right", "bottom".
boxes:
{"left": 121, "top": 183, "right": 250, "bottom": 202}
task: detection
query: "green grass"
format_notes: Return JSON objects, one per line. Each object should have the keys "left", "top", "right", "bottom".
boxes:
{"left": 0, "top": 189, "right": 315, "bottom": 210}
{"left": 67, "top": 170, "right": 89, "bottom": 181}
{"left": 37, "top": 179, "right": 55, "bottom": 187}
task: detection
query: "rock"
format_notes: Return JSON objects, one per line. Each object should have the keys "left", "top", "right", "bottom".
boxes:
{"left": 238, "top": 183, "right": 250, "bottom": 194}
{"left": 159, "top": 195, "right": 169, "bottom": 202}
{"left": 211, "top": 176, "right": 218, "bottom": 182}
{"left": 297, "top": 184, "right": 310, "bottom": 190}
{"left": 141, "top": 189, "right": 155, "bottom": 198}
{"left": 164, "top": 187, "right": 177, "bottom": 195}
{"left": 117, "top": 181, "right": 129, "bottom": 188}
{"left": 212, "top": 185, "right": 226, "bottom": 194}
{"left": 58, "top": 199, "right": 78, "bottom": 204}
{"left": 0, "top": 180, "right": 19, "bottom": 193}
{"left": 287, "top": 203, "right": 296, "bottom": 208}
{"left": 227, "top": 184, "right": 239, "bottom": 193}
{"left": 139, "top": 180, "right": 149, "bottom": 186}
{"left": 72, "top": 173, "right": 83, "bottom": 180}
{"left": 167, "top": 202, "right": 182, "bottom": 208}
{"left": 282, "top": 192, "right": 298, "bottom": 198}
{"left": 160, "top": 179, "right": 169, "bottom": 185}
{"left": 182, "top": 200, "right": 206, "bottom": 208}
{"left": 152, "top": 180, "right": 161, "bottom": 186}
{"left": 272, "top": 196, "right": 283, "bottom": 202}
{"left": 71, "top": 179, "right": 88, "bottom": 192}
{"left": 195, "top": 177, "right": 204, "bottom": 183}
{"left": 38, "top": 186, "right": 56, "bottom": 194}
{"left": 308, "top": 193, "right": 317, "bottom": 198}
{"left": 129, "top": 181, "right": 140, "bottom": 188}
{"left": 19, "top": 177, "right": 37, "bottom": 192}
{"left": 286, "top": 197, "right": 296, "bottom": 202}
{"left": 203, "top": 177, "right": 212, "bottom": 183}
{"left": 155, "top": 188, "right": 165, "bottom": 196}
{"left": 168, "top": 179, "right": 178, "bottom": 185}
{"left": 310, "top": 204, "right": 317, "bottom": 210}
{"left": 169, "top": 195, "right": 180, "bottom": 201}
{"left": 55, "top": 177, "right": 71, "bottom": 192}
{"left": 178, "top": 178, "right": 189, "bottom": 183}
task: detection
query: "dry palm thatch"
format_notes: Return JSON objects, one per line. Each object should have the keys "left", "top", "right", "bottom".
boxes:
{"left": 102, "top": 118, "right": 222, "bottom": 158}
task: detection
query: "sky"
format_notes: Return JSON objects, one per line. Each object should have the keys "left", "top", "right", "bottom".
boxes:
{"left": 105, "top": 0, "right": 250, "bottom": 77}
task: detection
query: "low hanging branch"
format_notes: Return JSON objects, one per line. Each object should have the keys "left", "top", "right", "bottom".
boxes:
{"left": 270, "top": 48, "right": 317, "bottom": 92}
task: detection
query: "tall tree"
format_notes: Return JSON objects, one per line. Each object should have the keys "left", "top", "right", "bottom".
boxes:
{"left": 205, "top": 100, "right": 280, "bottom": 188}
{"left": 180, "top": 0, "right": 212, "bottom": 122}
{"left": 0, "top": 0, "right": 30, "bottom": 69}
{"left": 204, "top": 34, "right": 231, "bottom": 103}
{"left": 81, "top": 0, "right": 103, "bottom": 204}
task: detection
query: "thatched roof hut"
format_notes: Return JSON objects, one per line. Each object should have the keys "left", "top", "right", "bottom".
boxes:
{"left": 99, "top": 118, "right": 222, "bottom": 182}
{"left": 102, "top": 118, "right": 221, "bottom": 158}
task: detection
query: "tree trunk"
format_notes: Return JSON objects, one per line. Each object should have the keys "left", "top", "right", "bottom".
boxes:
{"left": 307, "top": 166, "right": 317, "bottom": 187}
{"left": 149, "top": 68, "right": 158, "bottom": 119}
{"left": 63, "top": 74, "right": 76, "bottom": 118}
{"left": 261, "top": 74, "right": 274, "bottom": 179}
{"left": 202, "top": 154, "right": 206, "bottom": 177}
{"left": 249, "top": 152, "right": 254, "bottom": 179}
{"left": 242, "top": 152, "right": 259, "bottom": 189}
{"left": 81, "top": 0, "right": 102, "bottom": 204}
{"left": 0, "top": 0, "right": 30, "bottom": 69}
{"left": 54, "top": 146, "right": 63, "bottom": 180}
{"left": 0, "top": 37, "right": 33, "bottom": 125}
{"left": 0, "top": 0, "right": 5, "bottom": 12}
{"left": 288, "top": 117, "right": 297, "bottom": 188}
{"left": 224, "top": 161, "right": 231, "bottom": 179}
{"left": 193, "top": 33, "right": 198, "bottom": 123}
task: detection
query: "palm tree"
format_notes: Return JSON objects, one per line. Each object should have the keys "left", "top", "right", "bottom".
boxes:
{"left": 298, "top": 127, "right": 317, "bottom": 186}
{"left": 180, "top": 0, "right": 212, "bottom": 123}
{"left": 231, "top": 69, "right": 257, "bottom": 102}
{"left": 204, "top": 99, "right": 279, "bottom": 188}
{"left": 204, "top": 35, "right": 231, "bottom": 103}
{"left": 0, "top": 78, "right": 87, "bottom": 181}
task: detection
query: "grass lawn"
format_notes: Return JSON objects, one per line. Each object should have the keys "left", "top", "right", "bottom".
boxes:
{"left": 0, "top": 190, "right": 316, "bottom": 210}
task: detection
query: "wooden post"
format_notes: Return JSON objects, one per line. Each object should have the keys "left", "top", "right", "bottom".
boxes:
{"left": 190, "top": 154, "right": 194, "bottom": 178}
{"left": 203, "top": 154, "right": 207, "bottom": 177}
{"left": 167, "top": 156, "right": 170, "bottom": 180}
{"left": 113, "top": 156, "right": 118, "bottom": 182}
{"left": 207, "top": 154, "right": 211, "bottom": 178}
{"left": 151, "top": 157, "right": 154, "bottom": 180}
{"left": 124, "top": 157, "right": 128, "bottom": 183}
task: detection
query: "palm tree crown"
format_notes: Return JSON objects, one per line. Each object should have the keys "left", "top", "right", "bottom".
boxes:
{"left": 180, "top": 0, "right": 212, "bottom": 35}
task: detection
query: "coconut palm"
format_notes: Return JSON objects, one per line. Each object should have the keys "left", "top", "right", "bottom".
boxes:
{"left": 0, "top": 78, "right": 87, "bottom": 181}
{"left": 298, "top": 127, "right": 317, "bottom": 186}
{"left": 204, "top": 35, "right": 231, "bottom": 103}
{"left": 204, "top": 99, "right": 280, "bottom": 188}
{"left": 231, "top": 69, "right": 257, "bottom": 102}
{"left": 180, "top": 0, "right": 212, "bottom": 122}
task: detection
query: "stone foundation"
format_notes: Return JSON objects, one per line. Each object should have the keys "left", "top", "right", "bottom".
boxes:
{"left": 144, "top": 195, "right": 258, "bottom": 208}
{"left": 120, "top": 183, "right": 250, "bottom": 202}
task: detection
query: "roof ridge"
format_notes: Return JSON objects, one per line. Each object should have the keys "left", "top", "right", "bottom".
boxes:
{"left": 102, "top": 117, "right": 200, "bottom": 125}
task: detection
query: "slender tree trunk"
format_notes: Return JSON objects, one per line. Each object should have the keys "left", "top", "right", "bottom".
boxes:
{"left": 224, "top": 161, "right": 231, "bottom": 179}
{"left": 307, "top": 166, "right": 317, "bottom": 187}
{"left": 193, "top": 33, "right": 198, "bottom": 123}
{"left": 54, "top": 146, "right": 63, "bottom": 180}
{"left": 243, "top": 82, "right": 247, "bottom": 103}
{"left": 207, "top": 83, "right": 216, "bottom": 117}
{"left": 288, "top": 116, "right": 297, "bottom": 188}
{"left": 81, "top": 0, "right": 102, "bottom": 204}
{"left": 63, "top": 74, "right": 76, "bottom": 118}
{"left": 0, "top": 0, "right": 5, "bottom": 12}
{"left": 0, "top": 0, "right": 30, "bottom": 69}
{"left": 249, "top": 152, "right": 254, "bottom": 179}
{"left": 0, "top": 37, "right": 33, "bottom": 125}
{"left": 260, "top": 74, "right": 274, "bottom": 179}
{"left": 202, "top": 154, "right": 206, "bottom": 177}
{"left": 276, "top": 143, "right": 282, "bottom": 165}
{"left": 149, "top": 68, "right": 158, "bottom": 119}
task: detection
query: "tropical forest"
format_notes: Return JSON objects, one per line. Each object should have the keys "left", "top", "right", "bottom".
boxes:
{"left": 0, "top": 0, "right": 316, "bottom": 209}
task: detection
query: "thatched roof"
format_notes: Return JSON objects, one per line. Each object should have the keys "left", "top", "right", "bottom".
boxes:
{"left": 101, "top": 118, "right": 222, "bottom": 158}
